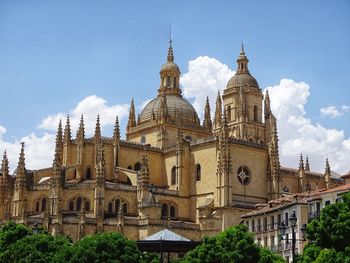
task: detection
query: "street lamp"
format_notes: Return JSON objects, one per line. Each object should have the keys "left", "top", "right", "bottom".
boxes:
{"left": 32, "top": 223, "right": 39, "bottom": 234}
{"left": 279, "top": 212, "right": 306, "bottom": 263}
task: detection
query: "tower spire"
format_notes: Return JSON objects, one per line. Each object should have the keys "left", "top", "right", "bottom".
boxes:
{"left": 127, "top": 98, "right": 136, "bottom": 130}
{"left": 214, "top": 91, "right": 222, "bottom": 129}
{"left": 305, "top": 156, "right": 310, "bottom": 171}
{"left": 63, "top": 115, "right": 71, "bottom": 144}
{"left": 76, "top": 115, "right": 85, "bottom": 143}
{"left": 324, "top": 158, "right": 331, "bottom": 189}
{"left": 17, "top": 142, "right": 26, "bottom": 175}
{"left": 94, "top": 115, "right": 101, "bottom": 143}
{"left": 113, "top": 116, "right": 120, "bottom": 144}
{"left": 167, "top": 28, "right": 174, "bottom": 63}
{"left": 1, "top": 151, "right": 9, "bottom": 176}
{"left": 203, "top": 96, "right": 213, "bottom": 132}
{"left": 299, "top": 153, "right": 304, "bottom": 171}
{"left": 54, "top": 119, "right": 63, "bottom": 166}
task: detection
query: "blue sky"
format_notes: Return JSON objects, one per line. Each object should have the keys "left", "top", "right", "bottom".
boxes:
{"left": 0, "top": 0, "right": 349, "bottom": 173}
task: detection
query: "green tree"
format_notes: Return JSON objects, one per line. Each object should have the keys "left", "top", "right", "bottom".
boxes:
{"left": 181, "top": 224, "right": 284, "bottom": 263}
{"left": 0, "top": 221, "right": 31, "bottom": 253}
{"left": 298, "top": 192, "right": 350, "bottom": 262}
{"left": 58, "top": 232, "right": 148, "bottom": 263}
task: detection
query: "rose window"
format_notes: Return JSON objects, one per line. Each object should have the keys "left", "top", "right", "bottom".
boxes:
{"left": 237, "top": 166, "right": 250, "bottom": 185}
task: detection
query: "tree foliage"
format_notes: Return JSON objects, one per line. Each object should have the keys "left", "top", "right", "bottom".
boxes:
{"left": 181, "top": 224, "right": 284, "bottom": 263}
{"left": 297, "top": 192, "right": 350, "bottom": 263}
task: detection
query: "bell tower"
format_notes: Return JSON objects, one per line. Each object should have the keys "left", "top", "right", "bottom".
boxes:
{"left": 221, "top": 45, "right": 265, "bottom": 144}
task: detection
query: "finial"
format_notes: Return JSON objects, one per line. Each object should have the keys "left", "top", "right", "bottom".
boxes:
{"left": 169, "top": 24, "right": 172, "bottom": 48}
{"left": 240, "top": 41, "right": 245, "bottom": 54}
{"left": 113, "top": 116, "right": 120, "bottom": 143}
{"left": 325, "top": 158, "right": 331, "bottom": 174}
{"left": 167, "top": 30, "right": 174, "bottom": 63}
{"left": 299, "top": 153, "right": 304, "bottom": 170}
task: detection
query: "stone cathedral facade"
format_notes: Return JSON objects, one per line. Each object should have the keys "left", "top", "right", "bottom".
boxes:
{"left": 0, "top": 44, "right": 343, "bottom": 241}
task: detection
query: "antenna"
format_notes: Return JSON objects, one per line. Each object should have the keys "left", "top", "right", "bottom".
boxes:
{"left": 169, "top": 24, "right": 172, "bottom": 47}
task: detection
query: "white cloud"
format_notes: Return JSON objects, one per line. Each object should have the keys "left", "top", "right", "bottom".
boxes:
{"left": 181, "top": 56, "right": 349, "bottom": 174}
{"left": 266, "top": 79, "right": 350, "bottom": 174}
{"left": 0, "top": 95, "right": 130, "bottom": 172}
{"left": 181, "top": 56, "right": 235, "bottom": 119}
{"left": 38, "top": 95, "right": 129, "bottom": 136}
{"left": 320, "top": 105, "right": 349, "bottom": 118}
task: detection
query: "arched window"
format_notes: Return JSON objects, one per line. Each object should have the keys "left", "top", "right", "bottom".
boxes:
{"left": 115, "top": 199, "right": 120, "bottom": 213}
{"left": 122, "top": 203, "right": 128, "bottom": 214}
{"left": 69, "top": 201, "right": 74, "bottom": 211}
{"left": 86, "top": 168, "right": 91, "bottom": 180}
{"left": 35, "top": 201, "right": 40, "bottom": 212}
{"left": 127, "top": 165, "right": 132, "bottom": 170}
{"left": 161, "top": 204, "right": 168, "bottom": 218}
{"left": 108, "top": 202, "right": 113, "bottom": 213}
{"left": 85, "top": 201, "right": 90, "bottom": 211}
{"left": 41, "top": 198, "right": 46, "bottom": 211}
{"left": 73, "top": 169, "right": 77, "bottom": 179}
{"left": 134, "top": 162, "right": 141, "bottom": 171}
{"left": 140, "top": 136, "right": 146, "bottom": 144}
{"left": 170, "top": 205, "right": 176, "bottom": 218}
{"left": 171, "top": 166, "right": 176, "bottom": 185}
{"left": 195, "top": 164, "right": 201, "bottom": 182}
{"left": 173, "top": 77, "right": 177, "bottom": 88}
{"left": 76, "top": 197, "right": 82, "bottom": 211}
{"left": 254, "top": 105, "right": 258, "bottom": 122}
{"left": 167, "top": 76, "right": 170, "bottom": 87}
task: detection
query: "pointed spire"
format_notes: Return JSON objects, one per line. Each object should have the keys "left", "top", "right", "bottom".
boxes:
{"left": 299, "top": 153, "right": 304, "bottom": 171}
{"left": 94, "top": 115, "right": 101, "bottom": 143}
{"left": 17, "top": 142, "right": 26, "bottom": 175}
{"left": 113, "top": 116, "right": 120, "bottom": 144}
{"left": 214, "top": 91, "right": 222, "bottom": 128}
{"left": 264, "top": 89, "right": 271, "bottom": 119}
{"left": 203, "top": 96, "right": 213, "bottom": 132}
{"left": 305, "top": 156, "right": 310, "bottom": 171}
{"left": 53, "top": 120, "right": 63, "bottom": 167}
{"left": 97, "top": 142, "right": 105, "bottom": 165}
{"left": 325, "top": 158, "right": 331, "bottom": 174}
{"left": 127, "top": 98, "right": 136, "bottom": 129}
{"left": 76, "top": 115, "right": 85, "bottom": 142}
{"left": 63, "top": 115, "right": 71, "bottom": 144}
{"left": 167, "top": 34, "right": 174, "bottom": 63}
{"left": 1, "top": 151, "right": 9, "bottom": 176}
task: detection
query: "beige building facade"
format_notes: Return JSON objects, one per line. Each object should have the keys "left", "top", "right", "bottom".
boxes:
{"left": 0, "top": 43, "right": 344, "bottom": 241}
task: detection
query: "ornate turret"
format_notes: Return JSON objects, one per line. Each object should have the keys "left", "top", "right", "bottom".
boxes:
{"left": 94, "top": 115, "right": 101, "bottom": 144}
{"left": 264, "top": 89, "right": 271, "bottom": 119}
{"left": 158, "top": 39, "right": 181, "bottom": 96}
{"left": 324, "top": 158, "right": 331, "bottom": 190}
{"left": 49, "top": 122, "right": 64, "bottom": 235}
{"left": 76, "top": 115, "right": 85, "bottom": 144}
{"left": 94, "top": 142, "right": 105, "bottom": 231}
{"left": 63, "top": 116, "right": 71, "bottom": 166}
{"left": 214, "top": 91, "right": 222, "bottom": 130}
{"left": 113, "top": 116, "right": 120, "bottom": 145}
{"left": 305, "top": 156, "right": 310, "bottom": 171}
{"left": 127, "top": 98, "right": 136, "bottom": 131}
{"left": 298, "top": 154, "right": 306, "bottom": 192}
{"left": 216, "top": 109, "right": 232, "bottom": 207}
{"left": 63, "top": 115, "right": 71, "bottom": 144}
{"left": 13, "top": 142, "right": 27, "bottom": 219}
{"left": 0, "top": 151, "right": 11, "bottom": 218}
{"left": 203, "top": 96, "right": 213, "bottom": 132}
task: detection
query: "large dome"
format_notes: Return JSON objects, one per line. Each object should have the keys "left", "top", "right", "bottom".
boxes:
{"left": 139, "top": 95, "right": 200, "bottom": 125}
{"left": 226, "top": 73, "right": 259, "bottom": 89}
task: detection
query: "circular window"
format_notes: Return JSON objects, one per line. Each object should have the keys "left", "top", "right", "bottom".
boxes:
{"left": 237, "top": 166, "right": 250, "bottom": 185}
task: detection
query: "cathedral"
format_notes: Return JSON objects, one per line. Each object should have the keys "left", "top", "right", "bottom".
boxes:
{"left": 0, "top": 43, "right": 343, "bottom": 241}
